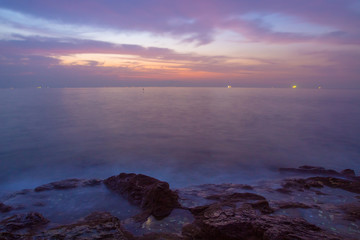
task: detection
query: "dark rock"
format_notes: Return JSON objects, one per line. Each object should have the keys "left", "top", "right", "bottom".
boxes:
{"left": 0, "top": 203, "right": 13, "bottom": 213}
{"left": 249, "top": 200, "right": 274, "bottom": 214}
{"left": 0, "top": 212, "right": 49, "bottom": 232}
{"left": 34, "top": 178, "right": 102, "bottom": 192}
{"left": 35, "top": 211, "right": 135, "bottom": 240}
{"left": 203, "top": 192, "right": 274, "bottom": 215}
{"left": 204, "top": 192, "right": 273, "bottom": 215}
{"left": 280, "top": 178, "right": 323, "bottom": 192}
{"left": 0, "top": 232, "right": 23, "bottom": 240}
{"left": 138, "top": 232, "right": 183, "bottom": 240}
{"left": 183, "top": 202, "right": 342, "bottom": 240}
{"left": 340, "top": 202, "right": 360, "bottom": 221}
{"left": 255, "top": 215, "right": 341, "bottom": 240}
{"left": 104, "top": 173, "right": 180, "bottom": 220}
{"left": 279, "top": 166, "right": 358, "bottom": 182}
{"left": 281, "top": 186, "right": 326, "bottom": 196}
{"left": 83, "top": 178, "right": 103, "bottom": 186}
{"left": 206, "top": 192, "right": 265, "bottom": 202}
{"left": 308, "top": 177, "right": 360, "bottom": 194}
{"left": 340, "top": 169, "right": 356, "bottom": 177}
{"left": 275, "top": 201, "right": 312, "bottom": 209}
{"left": 279, "top": 176, "right": 360, "bottom": 194}
{"left": 279, "top": 165, "right": 339, "bottom": 176}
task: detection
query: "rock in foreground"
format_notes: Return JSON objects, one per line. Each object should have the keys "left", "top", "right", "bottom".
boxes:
{"left": 0, "top": 203, "right": 12, "bottom": 213}
{"left": 1, "top": 169, "right": 359, "bottom": 239}
{"left": 277, "top": 176, "right": 360, "bottom": 194}
{"left": 182, "top": 202, "right": 342, "bottom": 240}
{"left": 279, "top": 166, "right": 358, "bottom": 180}
{"left": 36, "top": 212, "right": 135, "bottom": 240}
{"left": 34, "top": 178, "right": 102, "bottom": 192}
{"left": 104, "top": 173, "right": 180, "bottom": 220}
{"left": 0, "top": 212, "right": 49, "bottom": 239}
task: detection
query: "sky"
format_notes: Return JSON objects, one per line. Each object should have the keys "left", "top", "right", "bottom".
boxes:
{"left": 0, "top": 0, "right": 359, "bottom": 88}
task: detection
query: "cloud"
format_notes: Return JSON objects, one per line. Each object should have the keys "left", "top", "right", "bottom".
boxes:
{"left": 1, "top": 0, "right": 360, "bottom": 45}
{"left": 1, "top": 34, "right": 359, "bottom": 88}
{"left": 299, "top": 49, "right": 360, "bottom": 71}
{"left": 0, "top": 1, "right": 359, "bottom": 88}
{"left": 0, "top": 36, "right": 248, "bottom": 87}
{"left": 0, "top": 35, "right": 232, "bottom": 64}
{"left": 221, "top": 16, "right": 360, "bottom": 45}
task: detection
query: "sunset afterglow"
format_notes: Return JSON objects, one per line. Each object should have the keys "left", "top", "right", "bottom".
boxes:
{"left": 0, "top": 0, "right": 359, "bottom": 88}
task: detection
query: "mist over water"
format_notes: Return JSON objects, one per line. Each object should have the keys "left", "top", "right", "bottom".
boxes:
{"left": 1, "top": 87, "right": 360, "bottom": 192}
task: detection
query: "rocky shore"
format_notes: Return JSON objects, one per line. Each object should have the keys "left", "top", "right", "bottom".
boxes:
{"left": 0, "top": 166, "right": 359, "bottom": 239}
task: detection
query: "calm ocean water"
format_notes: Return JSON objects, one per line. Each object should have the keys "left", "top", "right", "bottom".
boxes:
{"left": 1, "top": 87, "right": 360, "bottom": 193}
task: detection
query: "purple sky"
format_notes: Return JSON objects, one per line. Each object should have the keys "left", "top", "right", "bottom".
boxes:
{"left": 0, "top": 0, "right": 359, "bottom": 88}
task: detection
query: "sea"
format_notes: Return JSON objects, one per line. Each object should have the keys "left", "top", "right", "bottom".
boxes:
{"left": 1, "top": 87, "right": 360, "bottom": 195}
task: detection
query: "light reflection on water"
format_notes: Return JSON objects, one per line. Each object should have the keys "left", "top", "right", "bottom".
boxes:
{"left": 0, "top": 87, "right": 360, "bottom": 191}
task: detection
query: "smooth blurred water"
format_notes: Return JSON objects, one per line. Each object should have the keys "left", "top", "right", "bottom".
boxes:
{"left": 1, "top": 87, "right": 360, "bottom": 192}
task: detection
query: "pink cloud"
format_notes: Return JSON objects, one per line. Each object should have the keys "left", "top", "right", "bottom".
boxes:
{"left": 221, "top": 18, "right": 360, "bottom": 44}
{"left": 0, "top": 36, "right": 231, "bottom": 64}
{"left": 1, "top": 0, "right": 359, "bottom": 45}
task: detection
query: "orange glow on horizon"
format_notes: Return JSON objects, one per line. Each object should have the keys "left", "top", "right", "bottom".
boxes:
{"left": 54, "top": 53, "right": 259, "bottom": 80}
{"left": 51, "top": 51, "right": 337, "bottom": 83}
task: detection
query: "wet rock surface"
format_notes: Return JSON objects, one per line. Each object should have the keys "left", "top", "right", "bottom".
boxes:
{"left": 104, "top": 173, "right": 181, "bottom": 220}
{"left": 34, "top": 178, "right": 102, "bottom": 192}
{"left": 1, "top": 169, "right": 360, "bottom": 239}
{"left": 182, "top": 202, "right": 342, "bottom": 240}
{"left": 0, "top": 211, "right": 184, "bottom": 240}
{"left": 0, "top": 212, "right": 49, "bottom": 234}
{"left": 206, "top": 192, "right": 266, "bottom": 201}
{"left": 276, "top": 178, "right": 324, "bottom": 193}
{"left": 340, "top": 202, "right": 360, "bottom": 221}
{"left": 204, "top": 192, "right": 273, "bottom": 214}
{"left": 35, "top": 211, "right": 135, "bottom": 240}
{"left": 279, "top": 165, "right": 358, "bottom": 179}
{"left": 0, "top": 203, "right": 13, "bottom": 213}
{"left": 341, "top": 169, "right": 356, "bottom": 177}
{"left": 308, "top": 176, "right": 360, "bottom": 194}
{"left": 138, "top": 232, "right": 183, "bottom": 240}
{"left": 180, "top": 181, "right": 345, "bottom": 240}
{"left": 274, "top": 201, "right": 313, "bottom": 209}
{"left": 277, "top": 176, "right": 360, "bottom": 194}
